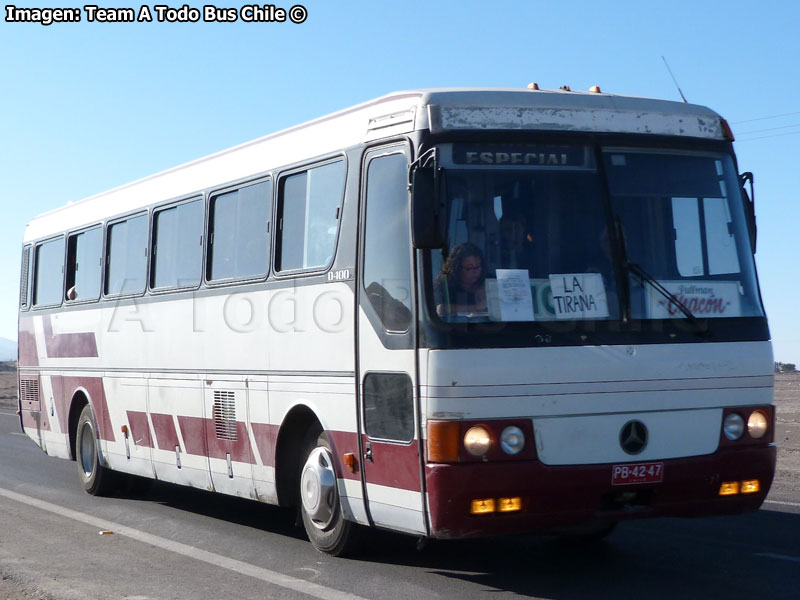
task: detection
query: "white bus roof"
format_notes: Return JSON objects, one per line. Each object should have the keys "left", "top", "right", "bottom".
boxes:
{"left": 24, "top": 87, "right": 725, "bottom": 242}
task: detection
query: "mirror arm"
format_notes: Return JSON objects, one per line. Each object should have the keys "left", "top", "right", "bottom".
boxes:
{"left": 739, "top": 171, "right": 757, "bottom": 253}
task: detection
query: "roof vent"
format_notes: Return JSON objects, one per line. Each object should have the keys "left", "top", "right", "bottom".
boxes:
{"left": 589, "top": 85, "right": 602, "bottom": 93}
{"left": 527, "top": 82, "right": 540, "bottom": 90}
{"left": 559, "top": 85, "right": 572, "bottom": 92}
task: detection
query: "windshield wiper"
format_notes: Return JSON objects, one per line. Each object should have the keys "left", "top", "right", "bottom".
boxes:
{"left": 614, "top": 216, "right": 710, "bottom": 337}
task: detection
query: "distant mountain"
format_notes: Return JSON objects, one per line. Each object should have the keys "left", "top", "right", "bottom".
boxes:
{"left": 0, "top": 337, "right": 17, "bottom": 362}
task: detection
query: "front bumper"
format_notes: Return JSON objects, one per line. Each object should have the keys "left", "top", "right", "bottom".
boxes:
{"left": 425, "top": 444, "right": 776, "bottom": 539}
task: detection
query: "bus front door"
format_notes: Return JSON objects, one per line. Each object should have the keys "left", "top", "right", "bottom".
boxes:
{"left": 356, "top": 145, "right": 426, "bottom": 535}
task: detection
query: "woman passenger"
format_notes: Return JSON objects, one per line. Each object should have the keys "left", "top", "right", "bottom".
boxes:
{"left": 435, "top": 243, "right": 488, "bottom": 317}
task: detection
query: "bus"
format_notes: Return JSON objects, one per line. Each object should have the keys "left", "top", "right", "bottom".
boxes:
{"left": 17, "top": 86, "right": 776, "bottom": 555}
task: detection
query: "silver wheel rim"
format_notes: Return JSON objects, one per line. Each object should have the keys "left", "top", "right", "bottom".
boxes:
{"left": 300, "top": 446, "right": 337, "bottom": 530}
{"left": 79, "top": 421, "right": 96, "bottom": 478}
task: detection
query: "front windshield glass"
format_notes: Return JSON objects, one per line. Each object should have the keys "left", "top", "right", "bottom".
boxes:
{"left": 432, "top": 144, "right": 620, "bottom": 323}
{"left": 603, "top": 149, "right": 763, "bottom": 320}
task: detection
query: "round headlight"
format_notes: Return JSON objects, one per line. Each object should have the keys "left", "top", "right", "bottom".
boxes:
{"left": 747, "top": 411, "right": 768, "bottom": 439}
{"left": 500, "top": 426, "right": 525, "bottom": 455}
{"left": 464, "top": 426, "right": 492, "bottom": 456}
{"left": 723, "top": 413, "right": 745, "bottom": 441}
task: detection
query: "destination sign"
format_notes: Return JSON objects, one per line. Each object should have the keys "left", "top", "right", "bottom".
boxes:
{"left": 452, "top": 144, "right": 588, "bottom": 168}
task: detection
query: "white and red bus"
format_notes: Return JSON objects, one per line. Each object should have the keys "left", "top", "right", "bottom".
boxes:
{"left": 18, "top": 87, "right": 776, "bottom": 555}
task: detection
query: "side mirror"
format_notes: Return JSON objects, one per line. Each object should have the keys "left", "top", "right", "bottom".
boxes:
{"left": 411, "top": 166, "right": 445, "bottom": 249}
{"left": 739, "top": 171, "right": 756, "bottom": 252}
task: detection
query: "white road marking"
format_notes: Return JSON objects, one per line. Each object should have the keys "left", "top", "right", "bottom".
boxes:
{"left": 764, "top": 499, "right": 800, "bottom": 508}
{"left": 754, "top": 552, "right": 800, "bottom": 564}
{"left": 0, "top": 486, "right": 368, "bottom": 600}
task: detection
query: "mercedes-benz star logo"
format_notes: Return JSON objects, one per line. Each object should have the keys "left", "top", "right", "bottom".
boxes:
{"left": 620, "top": 420, "right": 648, "bottom": 455}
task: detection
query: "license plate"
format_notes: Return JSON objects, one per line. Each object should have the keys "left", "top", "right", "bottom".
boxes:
{"left": 612, "top": 462, "right": 664, "bottom": 485}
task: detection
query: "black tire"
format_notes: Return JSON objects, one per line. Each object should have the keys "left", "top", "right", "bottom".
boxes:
{"left": 298, "top": 425, "right": 361, "bottom": 556}
{"left": 75, "top": 404, "right": 116, "bottom": 496}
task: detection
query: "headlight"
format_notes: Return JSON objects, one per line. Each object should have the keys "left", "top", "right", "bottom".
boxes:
{"left": 723, "top": 413, "right": 745, "bottom": 441}
{"left": 747, "top": 411, "right": 768, "bottom": 439}
{"left": 464, "top": 426, "right": 492, "bottom": 456}
{"left": 500, "top": 426, "right": 525, "bottom": 455}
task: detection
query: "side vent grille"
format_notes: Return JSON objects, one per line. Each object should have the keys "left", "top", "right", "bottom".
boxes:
{"left": 20, "top": 247, "right": 30, "bottom": 307}
{"left": 20, "top": 378, "right": 40, "bottom": 410}
{"left": 213, "top": 391, "right": 237, "bottom": 441}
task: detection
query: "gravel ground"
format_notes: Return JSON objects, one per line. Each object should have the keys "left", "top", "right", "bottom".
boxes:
{"left": 0, "top": 362, "right": 16, "bottom": 407}
{"left": 0, "top": 366, "right": 798, "bottom": 600}
{"left": 772, "top": 372, "right": 800, "bottom": 497}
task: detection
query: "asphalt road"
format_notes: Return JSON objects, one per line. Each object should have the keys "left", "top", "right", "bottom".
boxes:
{"left": 0, "top": 407, "right": 798, "bottom": 600}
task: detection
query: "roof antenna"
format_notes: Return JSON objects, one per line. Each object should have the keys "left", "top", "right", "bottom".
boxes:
{"left": 662, "top": 56, "right": 688, "bottom": 103}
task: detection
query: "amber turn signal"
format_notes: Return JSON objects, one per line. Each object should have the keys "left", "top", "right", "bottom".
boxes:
{"left": 427, "top": 421, "right": 460, "bottom": 463}
{"left": 741, "top": 480, "right": 760, "bottom": 494}
{"left": 470, "top": 498, "right": 496, "bottom": 515}
{"left": 719, "top": 482, "right": 740, "bottom": 496}
{"left": 497, "top": 497, "right": 522, "bottom": 513}
{"left": 343, "top": 453, "right": 357, "bottom": 474}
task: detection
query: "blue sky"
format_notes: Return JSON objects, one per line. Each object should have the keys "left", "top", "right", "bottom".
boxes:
{"left": 1, "top": 0, "right": 798, "bottom": 363}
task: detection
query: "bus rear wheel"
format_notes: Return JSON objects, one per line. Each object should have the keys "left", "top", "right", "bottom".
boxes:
{"left": 76, "top": 404, "right": 116, "bottom": 496}
{"left": 298, "top": 426, "right": 360, "bottom": 556}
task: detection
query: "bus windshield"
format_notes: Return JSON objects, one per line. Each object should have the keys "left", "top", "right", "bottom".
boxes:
{"left": 604, "top": 149, "right": 763, "bottom": 320}
{"left": 428, "top": 143, "right": 763, "bottom": 324}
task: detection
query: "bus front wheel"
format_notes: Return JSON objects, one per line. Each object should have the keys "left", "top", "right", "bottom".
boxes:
{"left": 298, "top": 426, "right": 360, "bottom": 556}
{"left": 76, "top": 404, "right": 115, "bottom": 496}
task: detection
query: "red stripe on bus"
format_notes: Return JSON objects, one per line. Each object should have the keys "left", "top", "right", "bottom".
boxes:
{"left": 49, "top": 375, "right": 114, "bottom": 442}
{"left": 126, "top": 411, "right": 154, "bottom": 448}
{"left": 49, "top": 375, "right": 68, "bottom": 432}
{"left": 42, "top": 314, "right": 98, "bottom": 358}
{"left": 178, "top": 416, "right": 208, "bottom": 457}
{"left": 326, "top": 430, "right": 360, "bottom": 481}
{"left": 20, "top": 409, "right": 50, "bottom": 431}
{"left": 251, "top": 423, "right": 278, "bottom": 467}
{"left": 72, "top": 377, "right": 114, "bottom": 441}
{"left": 150, "top": 413, "right": 180, "bottom": 451}
{"left": 360, "top": 435, "right": 422, "bottom": 492}
{"left": 17, "top": 317, "right": 38, "bottom": 366}
{"left": 178, "top": 416, "right": 256, "bottom": 465}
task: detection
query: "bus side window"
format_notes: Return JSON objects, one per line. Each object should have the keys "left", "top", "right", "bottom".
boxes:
{"left": 66, "top": 227, "right": 102, "bottom": 301}
{"left": 362, "top": 152, "right": 412, "bottom": 332}
{"left": 152, "top": 198, "right": 204, "bottom": 289}
{"left": 106, "top": 214, "right": 148, "bottom": 296}
{"left": 275, "top": 160, "right": 345, "bottom": 273}
{"left": 33, "top": 237, "right": 65, "bottom": 307}
{"left": 363, "top": 372, "right": 414, "bottom": 442}
{"left": 207, "top": 181, "right": 270, "bottom": 282}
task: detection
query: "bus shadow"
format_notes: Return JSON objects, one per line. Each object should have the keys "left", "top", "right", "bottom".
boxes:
{"left": 120, "top": 480, "right": 800, "bottom": 599}
{"left": 361, "top": 509, "right": 800, "bottom": 599}
{"left": 124, "top": 478, "right": 307, "bottom": 542}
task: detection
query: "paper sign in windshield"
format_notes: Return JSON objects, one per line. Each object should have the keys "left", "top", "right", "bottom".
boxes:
{"left": 549, "top": 273, "right": 609, "bottom": 320}
{"left": 495, "top": 269, "right": 535, "bottom": 321}
{"left": 646, "top": 281, "right": 741, "bottom": 319}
